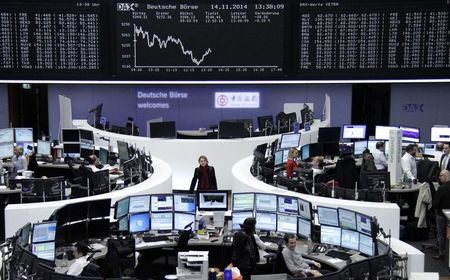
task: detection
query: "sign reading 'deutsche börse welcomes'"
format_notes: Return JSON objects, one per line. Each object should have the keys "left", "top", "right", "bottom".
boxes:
{"left": 214, "top": 92, "right": 260, "bottom": 108}
{"left": 136, "top": 90, "right": 188, "bottom": 109}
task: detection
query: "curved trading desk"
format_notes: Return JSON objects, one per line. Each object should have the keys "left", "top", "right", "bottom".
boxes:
{"left": 4, "top": 157, "right": 171, "bottom": 238}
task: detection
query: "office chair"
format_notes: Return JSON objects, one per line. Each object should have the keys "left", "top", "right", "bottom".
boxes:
{"left": 336, "top": 157, "right": 358, "bottom": 189}
{"left": 157, "top": 227, "right": 193, "bottom": 266}
{"left": 102, "top": 237, "right": 135, "bottom": 278}
{"left": 274, "top": 241, "right": 292, "bottom": 276}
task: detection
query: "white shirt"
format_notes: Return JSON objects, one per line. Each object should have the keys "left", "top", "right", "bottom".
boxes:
{"left": 67, "top": 255, "right": 89, "bottom": 276}
{"left": 373, "top": 149, "right": 388, "bottom": 170}
{"left": 253, "top": 234, "right": 268, "bottom": 264}
{"left": 12, "top": 155, "right": 28, "bottom": 172}
{"left": 401, "top": 152, "right": 417, "bottom": 180}
{"left": 433, "top": 151, "right": 444, "bottom": 163}
{"left": 312, "top": 167, "right": 324, "bottom": 179}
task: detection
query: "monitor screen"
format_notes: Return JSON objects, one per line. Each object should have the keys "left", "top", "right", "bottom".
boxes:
{"left": 255, "top": 211, "right": 277, "bottom": 232}
{"left": 15, "top": 128, "right": 33, "bottom": 142}
{"left": 233, "top": 193, "right": 255, "bottom": 212}
{"left": 99, "top": 147, "right": 109, "bottom": 164}
{"left": 198, "top": 191, "right": 229, "bottom": 211}
{"left": 174, "top": 212, "right": 196, "bottom": 231}
{"left": 360, "top": 172, "right": 390, "bottom": 190}
{"left": 0, "top": 128, "right": 14, "bottom": 143}
{"left": 400, "top": 126, "right": 420, "bottom": 143}
{"left": 279, "top": 133, "right": 301, "bottom": 149}
{"left": 218, "top": 121, "right": 247, "bottom": 139}
{"left": 255, "top": 193, "right": 277, "bottom": 212}
{"left": 353, "top": 140, "right": 367, "bottom": 156}
{"left": 317, "top": 206, "right": 339, "bottom": 227}
{"left": 274, "top": 150, "right": 284, "bottom": 166}
{"left": 359, "top": 233, "right": 374, "bottom": 256}
{"left": 17, "top": 223, "right": 31, "bottom": 247}
{"left": 338, "top": 208, "right": 357, "bottom": 230}
{"left": 431, "top": 127, "right": 450, "bottom": 142}
{"left": 80, "top": 143, "right": 94, "bottom": 159}
{"left": 254, "top": 143, "right": 268, "bottom": 159}
{"left": 115, "top": 197, "right": 129, "bottom": 218}
{"left": 356, "top": 213, "right": 372, "bottom": 236}
{"left": 232, "top": 211, "right": 254, "bottom": 231}
{"left": 318, "top": 127, "right": 341, "bottom": 143}
{"left": 367, "top": 141, "right": 378, "bottom": 154}
{"left": 341, "top": 229, "right": 359, "bottom": 251}
{"left": 0, "top": 142, "right": 14, "bottom": 158}
{"left": 37, "top": 140, "right": 51, "bottom": 156}
{"left": 320, "top": 225, "right": 341, "bottom": 246}
{"left": 150, "top": 121, "right": 176, "bottom": 138}
{"left": 375, "top": 126, "right": 397, "bottom": 140}
{"left": 118, "top": 216, "right": 129, "bottom": 232}
{"left": 342, "top": 125, "right": 367, "bottom": 139}
{"left": 173, "top": 193, "right": 196, "bottom": 213}
{"left": 62, "top": 129, "right": 80, "bottom": 142}
{"left": 151, "top": 194, "right": 173, "bottom": 212}
{"left": 424, "top": 143, "right": 436, "bottom": 155}
{"left": 117, "top": 140, "right": 129, "bottom": 161}
{"left": 129, "top": 212, "right": 150, "bottom": 233}
{"left": 32, "top": 241, "right": 55, "bottom": 261}
{"left": 298, "top": 198, "right": 312, "bottom": 220}
{"left": 322, "top": 142, "right": 340, "bottom": 157}
{"left": 79, "top": 129, "right": 94, "bottom": 144}
{"left": 277, "top": 196, "right": 299, "bottom": 215}
{"left": 63, "top": 143, "right": 80, "bottom": 157}
{"left": 32, "top": 222, "right": 57, "bottom": 243}
{"left": 129, "top": 195, "right": 150, "bottom": 213}
{"left": 151, "top": 212, "right": 173, "bottom": 231}
{"left": 298, "top": 217, "right": 312, "bottom": 239}
{"left": 277, "top": 214, "right": 297, "bottom": 234}
{"left": 301, "top": 144, "right": 310, "bottom": 160}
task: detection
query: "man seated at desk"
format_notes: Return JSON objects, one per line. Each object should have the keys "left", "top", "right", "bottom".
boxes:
{"left": 86, "top": 155, "right": 113, "bottom": 172}
{"left": 282, "top": 234, "right": 322, "bottom": 277}
{"left": 311, "top": 156, "right": 324, "bottom": 179}
{"left": 373, "top": 142, "right": 388, "bottom": 171}
{"left": 67, "top": 241, "right": 90, "bottom": 276}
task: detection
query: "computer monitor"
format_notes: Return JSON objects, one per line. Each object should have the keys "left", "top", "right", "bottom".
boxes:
{"left": 277, "top": 195, "right": 299, "bottom": 215}
{"left": 123, "top": 157, "right": 137, "bottom": 181}
{"left": 359, "top": 233, "right": 374, "bottom": 256}
{"left": 320, "top": 225, "right": 341, "bottom": 246}
{"left": 431, "top": 127, "right": 450, "bottom": 142}
{"left": 15, "top": 128, "right": 33, "bottom": 142}
{"left": 79, "top": 129, "right": 94, "bottom": 145}
{"left": 128, "top": 195, "right": 150, "bottom": 213}
{"left": 400, "top": 126, "right": 420, "bottom": 143}
{"left": 353, "top": 140, "right": 368, "bottom": 156}
{"left": 342, "top": 125, "right": 367, "bottom": 139}
{"left": 197, "top": 190, "right": 229, "bottom": 211}
{"left": 115, "top": 197, "right": 129, "bottom": 219}
{"left": 255, "top": 193, "right": 277, "bottom": 212}
{"left": 37, "top": 140, "right": 52, "bottom": 156}
{"left": 279, "top": 133, "right": 301, "bottom": 149}
{"left": 375, "top": 126, "right": 397, "bottom": 140}
{"left": 219, "top": 121, "right": 247, "bottom": 139}
{"left": 367, "top": 140, "right": 378, "bottom": 154}
{"left": 298, "top": 217, "right": 312, "bottom": 239}
{"left": 0, "top": 142, "right": 14, "bottom": 158}
{"left": 61, "top": 129, "right": 80, "bottom": 142}
{"left": 277, "top": 214, "right": 297, "bottom": 234}
{"left": 80, "top": 143, "right": 94, "bottom": 159}
{"left": 150, "top": 194, "right": 173, "bottom": 212}
{"left": 32, "top": 222, "right": 57, "bottom": 243}
{"left": 338, "top": 208, "right": 357, "bottom": 230}
{"left": 150, "top": 121, "right": 177, "bottom": 138}
{"left": 255, "top": 211, "right": 277, "bottom": 232}
{"left": 173, "top": 193, "right": 196, "bottom": 213}
{"left": 118, "top": 216, "right": 129, "bottom": 232}
{"left": 17, "top": 222, "right": 31, "bottom": 247}
{"left": 174, "top": 212, "right": 196, "bottom": 231}
{"left": 322, "top": 142, "right": 340, "bottom": 157}
{"left": 298, "top": 198, "right": 312, "bottom": 220}
{"left": 318, "top": 127, "right": 341, "bottom": 143}
{"left": 0, "top": 128, "right": 14, "bottom": 142}
{"left": 301, "top": 144, "right": 310, "bottom": 160}
{"left": 254, "top": 143, "right": 268, "bottom": 160}
{"left": 232, "top": 193, "right": 255, "bottom": 212}
{"left": 257, "top": 115, "right": 274, "bottom": 131}
{"left": 150, "top": 212, "right": 173, "bottom": 232}
{"left": 341, "top": 229, "right": 359, "bottom": 251}
{"left": 424, "top": 143, "right": 436, "bottom": 155}
{"left": 88, "top": 219, "right": 110, "bottom": 240}
{"left": 99, "top": 147, "right": 109, "bottom": 164}
{"left": 32, "top": 241, "right": 55, "bottom": 261}
{"left": 231, "top": 211, "right": 254, "bottom": 231}
{"left": 360, "top": 171, "right": 390, "bottom": 190}
{"left": 356, "top": 213, "right": 373, "bottom": 236}
{"left": 117, "top": 140, "right": 129, "bottom": 161}
{"left": 63, "top": 143, "right": 80, "bottom": 158}
{"left": 317, "top": 206, "right": 339, "bottom": 227}
{"left": 274, "top": 150, "right": 284, "bottom": 167}
{"left": 129, "top": 212, "right": 150, "bottom": 234}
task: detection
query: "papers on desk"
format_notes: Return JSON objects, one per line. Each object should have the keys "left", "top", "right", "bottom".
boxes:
{"left": 327, "top": 258, "right": 343, "bottom": 264}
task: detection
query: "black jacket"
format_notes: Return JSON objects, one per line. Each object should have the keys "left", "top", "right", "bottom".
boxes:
{"left": 189, "top": 166, "right": 217, "bottom": 193}
{"left": 231, "top": 231, "right": 259, "bottom": 269}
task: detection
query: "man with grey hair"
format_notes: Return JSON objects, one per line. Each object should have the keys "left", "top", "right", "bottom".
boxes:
{"left": 432, "top": 170, "right": 450, "bottom": 259}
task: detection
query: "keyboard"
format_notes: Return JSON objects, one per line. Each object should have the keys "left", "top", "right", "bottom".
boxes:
{"left": 142, "top": 235, "right": 170, "bottom": 243}
{"left": 259, "top": 236, "right": 282, "bottom": 244}
{"left": 325, "top": 250, "right": 352, "bottom": 260}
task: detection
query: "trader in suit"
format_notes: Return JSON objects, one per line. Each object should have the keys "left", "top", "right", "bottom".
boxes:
{"left": 189, "top": 155, "right": 217, "bottom": 193}
{"left": 439, "top": 143, "right": 450, "bottom": 171}
{"left": 432, "top": 170, "right": 450, "bottom": 260}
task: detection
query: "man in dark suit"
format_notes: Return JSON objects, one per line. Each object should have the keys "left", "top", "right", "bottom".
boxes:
{"left": 439, "top": 143, "right": 450, "bottom": 171}
{"left": 432, "top": 170, "right": 450, "bottom": 259}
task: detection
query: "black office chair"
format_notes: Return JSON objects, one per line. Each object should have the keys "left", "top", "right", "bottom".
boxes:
{"left": 368, "top": 254, "right": 390, "bottom": 279}
{"left": 274, "top": 241, "right": 292, "bottom": 276}
{"left": 102, "top": 237, "right": 136, "bottom": 278}
{"left": 336, "top": 156, "right": 358, "bottom": 189}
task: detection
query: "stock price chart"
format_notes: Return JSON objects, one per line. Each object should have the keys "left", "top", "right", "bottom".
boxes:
{"left": 115, "top": 1, "right": 288, "bottom": 79}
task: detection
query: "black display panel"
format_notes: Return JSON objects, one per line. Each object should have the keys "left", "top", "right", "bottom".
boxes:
{"left": 115, "top": 0, "right": 289, "bottom": 79}
{"left": 0, "top": 1, "right": 108, "bottom": 80}
{"left": 295, "top": 0, "right": 450, "bottom": 80}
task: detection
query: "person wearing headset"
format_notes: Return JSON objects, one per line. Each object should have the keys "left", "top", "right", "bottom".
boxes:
{"left": 189, "top": 155, "right": 217, "bottom": 193}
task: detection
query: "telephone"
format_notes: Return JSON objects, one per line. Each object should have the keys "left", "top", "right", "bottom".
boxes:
{"left": 312, "top": 244, "right": 327, "bottom": 253}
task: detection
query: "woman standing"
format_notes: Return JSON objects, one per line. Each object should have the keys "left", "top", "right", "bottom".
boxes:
{"left": 189, "top": 155, "right": 217, "bottom": 193}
